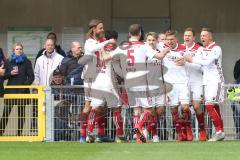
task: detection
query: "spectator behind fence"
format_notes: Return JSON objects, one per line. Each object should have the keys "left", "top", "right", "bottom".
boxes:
{"left": 0, "top": 43, "right": 34, "bottom": 136}
{"left": 50, "top": 68, "right": 71, "bottom": 141}
{"left": 50, "top": 68, "right": 66, "bottom": 100}
{"left": 0, "top": 48, "right": 6, "bottom": 97}
{"left": 60, "top": 41, "right": 84, "bottom": 86}
{"left": 231, "top": 58, "right": 240, "bottom": 139}
{"left": 34, "top": 38, "right": 64, "bottom": 86}
{"left": 35, "top": 32, "right": 65, "bottom": 63}
{"left": 32, "top": 38, "right": 64, "bottom": 131}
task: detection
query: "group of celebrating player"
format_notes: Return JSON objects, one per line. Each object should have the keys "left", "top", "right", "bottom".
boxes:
{"left": 79, "top": 19, "right": 225, "bottom": 143}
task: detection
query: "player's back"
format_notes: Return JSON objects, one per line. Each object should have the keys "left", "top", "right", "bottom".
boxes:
{"left": 113, "top": 41, "right": 155, "bottom": 90}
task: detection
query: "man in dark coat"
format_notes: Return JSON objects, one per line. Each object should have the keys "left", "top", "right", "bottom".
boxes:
{"left": 60, "top": 41, "right": 84, "bottom": 85}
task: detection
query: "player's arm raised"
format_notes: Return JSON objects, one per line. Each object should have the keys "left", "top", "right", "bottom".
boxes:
{"left": 153, "top": 47, "right": 170, "bottom": 60}
{"left": 101, "top": 48, "right": 112, "bottom": 61}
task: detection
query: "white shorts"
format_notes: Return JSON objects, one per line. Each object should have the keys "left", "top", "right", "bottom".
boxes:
{"left": 127, "top": 89, "right": 151, "bottom": 108}
{"left": 84, "top": 82, "right": 92, "bottom": 101}
{"left": 166, "top": 83, "right": 190, "bottom": 106}
{"left": 149, "top": 95, "right": 165, "bottom": 107}
{"left": 90, "top": 88, "right": 121, "bottom": 109}
{"left": 189, "top": 83, "right": 203, "bottom": 101}
{"left": 204, "top": 82, "right": 224, "bottom": 104}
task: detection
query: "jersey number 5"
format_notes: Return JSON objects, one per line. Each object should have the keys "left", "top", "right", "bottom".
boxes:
{"left": 127, "top": 49, "right": 135, "bottom": 66}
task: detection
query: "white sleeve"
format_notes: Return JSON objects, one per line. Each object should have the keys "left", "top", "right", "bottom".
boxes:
{"left": 185, "top": 62, "right": 201, "bottom": 70}
{"left": 85, "top": 39, "right": 110, "bottom": 53}
{"left": 33, "top": 59, "right": 40, "bottom": 85}
{"left": 192, "top": 47, "right": 222, "bottom": 66}
{"left": 110, "top": 48, "right": 121, "bottom": 60}
{"left": 185, "top": 49, "right": 201, "bottom": 69}
{"left": 145, "top": 45, "right": 158, "bottom": 60}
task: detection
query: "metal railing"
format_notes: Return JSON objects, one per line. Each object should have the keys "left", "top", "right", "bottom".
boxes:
{"left": 1, "top": 84, "right": 240, "bottom": 141}
{"left": 0, "top": 86, "right": 45, "bottom": 141}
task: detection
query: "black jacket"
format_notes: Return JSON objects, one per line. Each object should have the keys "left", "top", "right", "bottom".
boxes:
{"left": 0, "top": 75, "right": 4, "bottom": 97}
{"left": 60, "top": 51, "right": 84, "bottom": 85}
{"left": 234, "top": 59, "right": 240, "bottom": 83}
{"left": 4, "top": 57, "right": 34, "bottom": 94}
{"left": 0, "top": 48, "right": 5, "bottom": 97}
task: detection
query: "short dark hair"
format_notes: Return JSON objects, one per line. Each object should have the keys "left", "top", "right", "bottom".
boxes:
{"left": 47, "top": 32, "right": 57, "bottom": 39}
{"left": 184, "top": 27, "right": 196, "bottom": 36}
{"left": 105, "top": 30, "right": 118, "bottom": 40}
{"left": 53, "top": 68, "right": 63, "bottom": 76}
{"left": 201, "top": 28, "right": 213, "bottom": 34}
{"left": 129, "top": 24, "right": 141, "bottom": 37}
{"left": 165, "top": 30, "right": 178, "bottom": 37}
{"left": 139, "top": 26, "right": 145, "bottom": 41}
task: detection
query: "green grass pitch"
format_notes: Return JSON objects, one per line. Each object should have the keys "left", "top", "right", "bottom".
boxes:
{"left": 0, "top": 141, "right": 240, "bottom": 160}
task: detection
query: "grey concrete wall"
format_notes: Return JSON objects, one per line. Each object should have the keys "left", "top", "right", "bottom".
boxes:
{"left": 171, "top": 0, "right": 240, "bottom": 83}
{"left": 0, "top": 0, "right": 112, "bottom": 52}
{"left": 0, "top": 0, "right": 239, "bottom": 82}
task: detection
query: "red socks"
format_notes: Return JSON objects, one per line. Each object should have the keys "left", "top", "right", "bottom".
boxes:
{"left": 196, "top": 112, "right": 205, "bottom": 131}
{"left": 149, "top": 113, "right": 158, "bottom": 136}
{"left": 214, "top": 104, "right": 224, "bottom": 131}
{"left": 87, "top": 109, "right": 96, "bottom": 133}
{"left": 171, "top": 109, "right": 184, "bottom": 134}
{"left": 133, "top": 115, "right": 140, "bottom": 128}
{"left": 113, "top": 109, "right": 124, "bottom": 136}
{"left": 96, "top": 113, "right": 105, "bottom": 136}
{"left": 87, "top": 109, "right": 105, "bottom": 136}
{"left": 138, "top": 111, "right": 151, "bottom": 129}
{"left": 80, "top": 112, "right": 88, "bottom": 137}
{"left": 205, "top": 104, "right": 223, "bottom": 132}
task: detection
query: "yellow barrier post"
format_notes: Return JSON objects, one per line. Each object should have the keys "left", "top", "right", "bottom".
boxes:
{"left": 0, "top": 85, "right": 45, "bottom": 141}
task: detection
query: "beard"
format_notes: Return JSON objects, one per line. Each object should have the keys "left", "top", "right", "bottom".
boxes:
{"left": 94, "top": 31, "right": 104, "bottom": 39}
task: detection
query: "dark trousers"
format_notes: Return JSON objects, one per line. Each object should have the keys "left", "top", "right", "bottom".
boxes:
{"left": 231, "top": 101, "right": 240, "bottom": 133}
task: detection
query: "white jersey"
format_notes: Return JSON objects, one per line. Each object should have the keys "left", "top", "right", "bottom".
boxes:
{"left": 82, "top": 38, "right": 110, "bottom": 83}
{"left": 163, "top": 43, "right": 188, "bottom": 84}
{"left": 147, "top": 46, "right": 164, "bottom": 96}
{"left": 91, "top": 44, "right": 117, "bottom": 90}
{"left": 157, "top": 42, "right": 165, "bottom": 51}
{"left": 192, "top": 42, "right": 224, "bottom": 85}
{"left": 184, "top": 43, "right": 203, "bottom": 84}
{"left": 111, "top": 41, "right": 157, "bottom": 91}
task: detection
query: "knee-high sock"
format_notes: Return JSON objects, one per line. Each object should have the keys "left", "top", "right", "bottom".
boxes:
{"left": 133, "top": 115, "right": 140, "bottom": 128}
{"left": 113, "top": 109, "right": 123, "bottom": 137}
{"left": 95, "top": 111, "right": 105, "bottom": 136}
{"left": 138, "top": 111, "right": 151, "bottom": 130}
{"left": 196, "top": 112, "right": 205, "bottom": 131}
{"left": 182, "top": 109, "right": 191, "bottom": 127}
{"left": 171, "top": 109, "right": 182, "bottom": 134}
{"left": 87, "top": 109, "right": 96, "bottom": 133}
{"left": 205, "top": 104, "right": 222, "bottom": 132}
{"left": 214, "top": 104, "right": 224, "bottom": 131}
{"left": 80, "top": 112, "right": 88, "bottom": 137}
{"left": 148, "top": 113, "right": 158, "bottom": 136}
